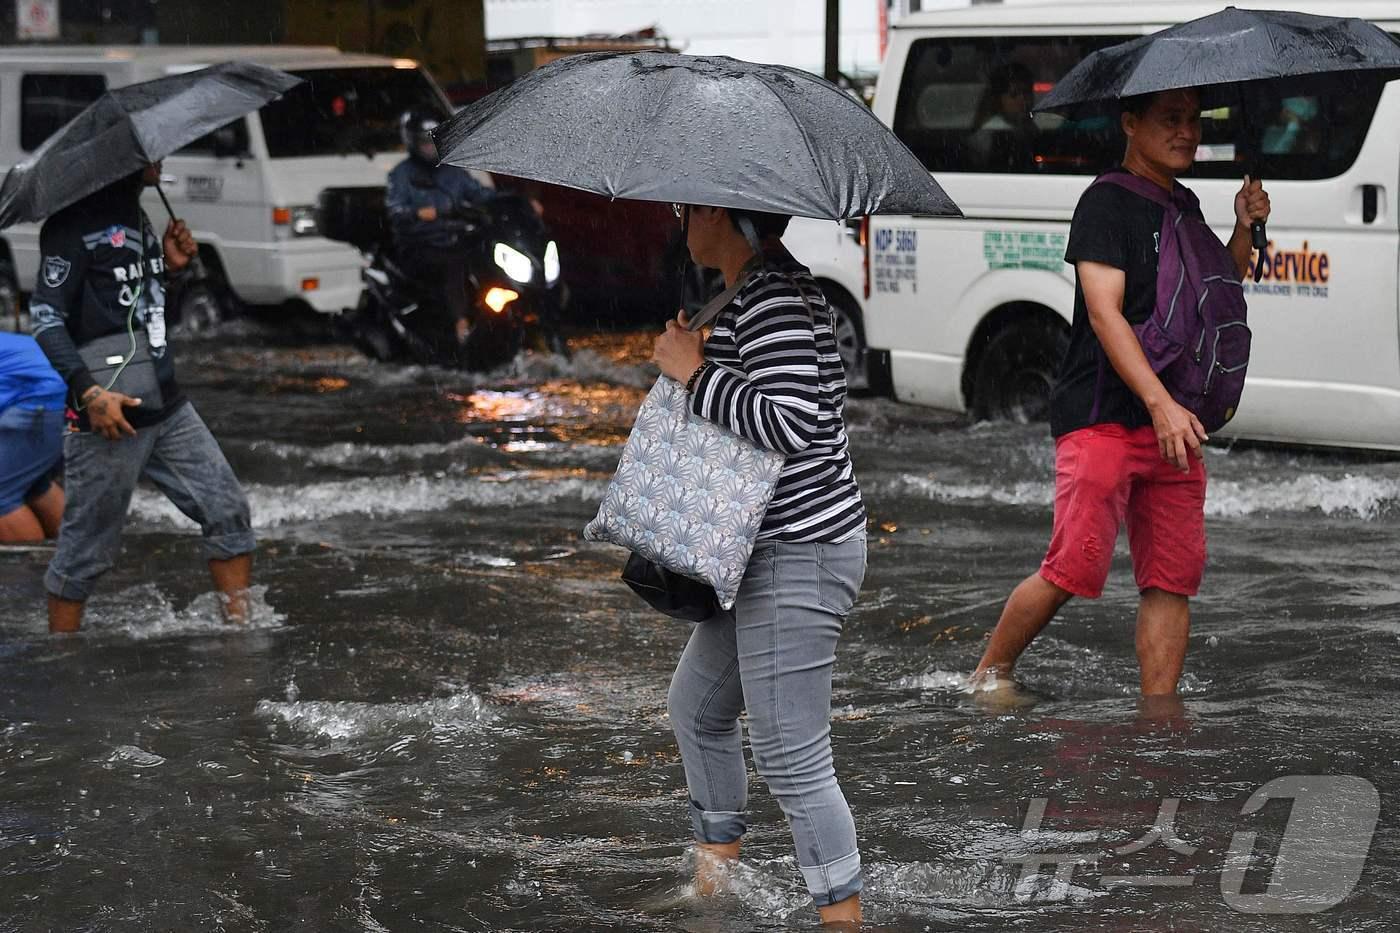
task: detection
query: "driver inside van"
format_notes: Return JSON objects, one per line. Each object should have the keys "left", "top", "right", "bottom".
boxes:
{"left": 386, "top": 108, "right": 495, "bottom": 347}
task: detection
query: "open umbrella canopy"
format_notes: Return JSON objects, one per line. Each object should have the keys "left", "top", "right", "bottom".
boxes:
{"left": 1037, "top": 6, "right": 1400, "bottom": 116}
{"left": 0, "top": 61, "right": 302, "bottom": 229}
{"left": 435, "top": 51, "right": 960, "bottom": 221}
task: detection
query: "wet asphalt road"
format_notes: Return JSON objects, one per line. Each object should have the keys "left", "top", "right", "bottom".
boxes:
{"left": 1, "top": 329, "right": 1398, "bottom": 931}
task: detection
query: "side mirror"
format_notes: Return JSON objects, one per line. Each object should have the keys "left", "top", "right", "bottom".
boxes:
{"left": 212, "top": 126, "right": 244, "bottom": 159}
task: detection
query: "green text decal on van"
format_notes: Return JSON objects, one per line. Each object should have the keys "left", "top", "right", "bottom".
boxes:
{"left": 983, "top": 230, "right": 1067, "bottom": 271}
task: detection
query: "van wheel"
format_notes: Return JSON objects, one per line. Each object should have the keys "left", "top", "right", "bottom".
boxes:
{"left": 173, "top": 282, "right": 225, "bottom": 334}
{"left": 971, "top": 318, "right": 1069, "bottom": 423}
{"left": 823, "top": 287, "right": 868, "bottom": 391}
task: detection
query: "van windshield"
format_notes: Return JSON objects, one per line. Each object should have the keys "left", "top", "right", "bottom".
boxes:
{"left": 259, "top": 66, "right": 449, "bottom": 159}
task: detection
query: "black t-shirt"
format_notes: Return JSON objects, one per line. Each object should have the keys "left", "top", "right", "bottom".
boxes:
{"left": 30, "top": 186, "right": 185, "bottom": 430}
{"left": 1049, "top": 168, "right": 1165, "bottom": 438}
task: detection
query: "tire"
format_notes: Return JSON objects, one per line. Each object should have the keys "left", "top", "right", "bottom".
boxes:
{"left": 822, "top": 286, "right": 868, "bottom": 391}
{"left": 171, "top": 255, "right": 240, "bottom": 336}
{"left": 172, "top": 281, "right": 224, "bottom": 334}
{"left": 462, "top": 324, "right": 522, "bottom": 372}
{"left": 360, "top": 323, "right": 397, "bottom": 362}
{"left": 349, "top": 295, "right": 398, "bottom": 362}
{"left": 971, "top": 318, "right": 1070, "bottom": 423}
{"left": 541, "top": 327, "right": 571, "bottom": 359}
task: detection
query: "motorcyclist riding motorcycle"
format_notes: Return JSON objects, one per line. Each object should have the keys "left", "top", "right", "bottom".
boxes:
{"left": 385, "top": 108, "right": 494, "bottom": 346}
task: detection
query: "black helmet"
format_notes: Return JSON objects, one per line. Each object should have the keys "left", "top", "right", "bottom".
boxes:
{"left": 400, "top": 108, "right": 441, "bottom": 165}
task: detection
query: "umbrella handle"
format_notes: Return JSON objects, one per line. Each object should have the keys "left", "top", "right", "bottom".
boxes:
{"left": 155, "top": 183, "right": 177, "bottom": 223}
{"left": 154, "top": 182, "right": 208, "bottom": 281}
{"left": 1250, "top": 220, "right": 1267, "bottom": 283}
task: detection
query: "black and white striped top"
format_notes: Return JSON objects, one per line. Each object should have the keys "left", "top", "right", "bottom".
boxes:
{"left": 689, "top": 252, "right": 866, "bottom": 543}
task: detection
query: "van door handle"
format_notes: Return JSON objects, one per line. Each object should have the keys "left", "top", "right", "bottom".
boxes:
{"left": 160, "top": 173, "right": 178, "bottom": 187}
{"left": 1362, "top": 184, "right": 1380, "bottom": 224}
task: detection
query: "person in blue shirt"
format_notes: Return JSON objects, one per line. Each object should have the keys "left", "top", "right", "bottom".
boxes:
{"left": 386, "top": 108, "right": 495, "bottom": 346}
{"left": 0, "top": 332, "right": 66, "bottom": 542}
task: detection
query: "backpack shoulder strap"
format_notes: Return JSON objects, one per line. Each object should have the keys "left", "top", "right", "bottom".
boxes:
{"left": 1093, "top": 170, "right": 1173, "bottom": 208}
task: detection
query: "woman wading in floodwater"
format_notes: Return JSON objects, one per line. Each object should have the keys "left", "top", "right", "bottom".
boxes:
{"left": 653, "top": 203, "right": 868, "bottom": 926}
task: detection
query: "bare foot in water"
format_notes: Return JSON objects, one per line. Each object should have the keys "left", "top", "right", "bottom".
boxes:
{"left": 692, "top": 840, "right": 740, "bottom": 896}
{"left": 965, "top": 668, "right": 1039, "bottom": 710}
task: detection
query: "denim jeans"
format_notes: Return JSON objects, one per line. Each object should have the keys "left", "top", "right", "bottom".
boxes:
{"left": 45, "top": 402, "right": 255, "bottom": 601}
{"left": 0, "top": 404, "right": 64, "bottom": 513}
{"left": 667, "top": 535, "right": 867, "bottom": 906}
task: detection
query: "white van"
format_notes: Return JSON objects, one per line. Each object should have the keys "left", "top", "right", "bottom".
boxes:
{"left": 783, "top": 216, "right": 870, "bottom": 387}
{"left": 0, "top": 45, "right": 452, "bottom": 326}
{"left": 861, "top": 1, "right": 1400, "bottom": 451}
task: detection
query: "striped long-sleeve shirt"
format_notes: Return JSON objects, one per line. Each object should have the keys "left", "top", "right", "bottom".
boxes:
{"left": 689, "top": 253, "right": 866, "bottom": 543}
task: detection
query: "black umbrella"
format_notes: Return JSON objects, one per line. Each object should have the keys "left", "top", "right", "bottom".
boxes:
{"left": 434, "top": 51, "right": 960, "bottom": 221}
{"left": 0, "top": 62, "right": 302, "bottom": 229}
{"left": 1036, "top": 6, "right": 1400, "bottom": 279}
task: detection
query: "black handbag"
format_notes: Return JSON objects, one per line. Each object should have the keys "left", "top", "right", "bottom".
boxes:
{"left": 621, "top": 552, "right": 720, "bottom": 622}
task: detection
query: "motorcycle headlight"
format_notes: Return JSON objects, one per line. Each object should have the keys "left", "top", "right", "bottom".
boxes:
{"left": 494, "top": 242, "right": 534, "bottom": 284}
{"left": 544, "top": 240, "right": 560, "bottom": 284}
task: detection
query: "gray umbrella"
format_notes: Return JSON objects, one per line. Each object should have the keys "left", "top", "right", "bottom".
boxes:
{"left": 1036, "top": 6, "right": 1400, "bottom": 116}
{"left": 0, "top": 61, "right": 302, "bottom": 229}
{"left": 1036, "top": 6, "right": 1400, "bottom": 280}
{"left": 434, "top": 51, "right": 959, "bottom": 220}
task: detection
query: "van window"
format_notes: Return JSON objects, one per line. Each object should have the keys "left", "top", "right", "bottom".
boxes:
{"left": 258, "top": 67, "right": 448, "bottom": 159}
{"left": 894, "top": 36, "right": 1384, "bottom": 180}
{"left": 21, "top": 73, "right": 106, "bottom": 151}
{"left": 178, "top": 118, "right": 250, "bottom": 156}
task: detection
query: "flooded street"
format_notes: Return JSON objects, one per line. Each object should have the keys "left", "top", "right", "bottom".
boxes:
{"left": 2, "top": 331, "right": 1398, "bottom": 931}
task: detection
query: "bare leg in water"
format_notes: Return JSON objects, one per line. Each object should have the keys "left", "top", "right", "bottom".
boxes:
{"left": 973, "top": 573, "right": 1073, "bottom": 682}
{"left": 209, "top": 553, "right": 254, "bottom": 624}
{"left": 49, "top": 552, "right": 253, "bottom": 633}
{"left": 1136, "top": 588, "right": 1190, "bottom": 695}
{"left": 974, "top": 575, "right": 1191, "bottom": 695}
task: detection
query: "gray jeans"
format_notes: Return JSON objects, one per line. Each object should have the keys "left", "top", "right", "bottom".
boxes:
{"left": 667, "top": 536, "right": 867, "bottom": 906}
{"left": 46, "top": 402, "right": 255, "bottom": 601}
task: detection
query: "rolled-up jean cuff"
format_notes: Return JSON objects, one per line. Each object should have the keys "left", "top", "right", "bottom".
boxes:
{"left": 44, "top": 569, "right": 94, "bottom": 602}
{"left": 689, "top": 799, "right": 746, "bottom": 844}
{"left": 204, "top": 531, "right": 256, "bottom": 562}
{"left": 800, "top": 850, "right": 862, "bottom": 906}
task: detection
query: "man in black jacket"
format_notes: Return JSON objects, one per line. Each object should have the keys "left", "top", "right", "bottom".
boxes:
{"left": 386, "top": 108, "right": 494, "bottom": 346}
{"left": 30, "top": 163, "right": 255, "bottom": 634}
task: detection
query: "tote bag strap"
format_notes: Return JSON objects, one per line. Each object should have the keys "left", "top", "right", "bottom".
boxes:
{"left": 684, "top": 254, "right": 764, "bottom": 332}
{"left": 684, "top": 252, "right": 819, "bottom": 333}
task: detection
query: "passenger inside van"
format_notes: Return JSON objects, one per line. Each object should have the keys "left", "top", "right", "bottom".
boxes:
{"left": 1261, "top": 96, "right": 1323, "bottom": 155}
{"left": 969, "top": 62, "right": 1037, "bottom": 171}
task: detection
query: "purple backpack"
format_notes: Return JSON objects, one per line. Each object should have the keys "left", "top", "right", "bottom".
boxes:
{"left": 1090, "top": 172, "right": 1250, "bottom": 432}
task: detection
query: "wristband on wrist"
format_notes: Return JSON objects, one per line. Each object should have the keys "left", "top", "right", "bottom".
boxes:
{"left": 77, "top": 385, "right": 102, "bottom": 410}
{"left": 684, "top": 361, "right": 709, "bottom": 394}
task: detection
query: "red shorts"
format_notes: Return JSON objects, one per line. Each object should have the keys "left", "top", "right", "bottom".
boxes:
{"left": 1040, "top": 424, "right": 1207, "bottom": 599}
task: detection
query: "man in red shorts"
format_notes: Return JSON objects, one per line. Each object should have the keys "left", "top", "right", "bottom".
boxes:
{"left": 972, "top": 87, "right": 1270, "bottom": 695}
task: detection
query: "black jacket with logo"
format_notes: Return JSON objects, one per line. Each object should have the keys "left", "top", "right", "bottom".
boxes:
{"left": 30, "top": 178, "right": 187, "bottom": 429}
